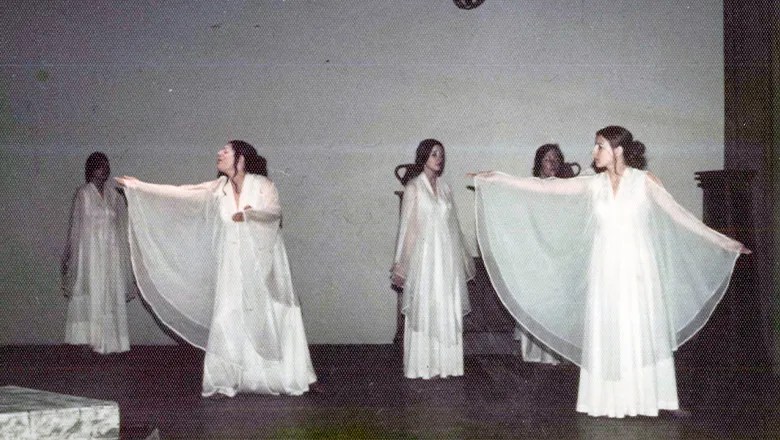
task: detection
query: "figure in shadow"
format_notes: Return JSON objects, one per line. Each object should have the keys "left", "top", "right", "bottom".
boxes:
{"left": 513, "top": 143, "right": 578, "bottom": 365}
{"left": 62, "top": 152, "right": 137, "bottom": 354}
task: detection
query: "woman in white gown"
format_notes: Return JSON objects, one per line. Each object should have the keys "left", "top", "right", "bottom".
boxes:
{"left": 391, "top": 139, "right": 476, "bottom": 379}
{"left": 117, "top": 140, "right": 316, "bottom": 397}
{"left": 472, "top": 126, "right": 749, "bottom": 417}
{"left": 513, "top": 144, "right": 567, "bottom": 365}
{"left": 62, "top": 152, "right": 136, "bottom": 354}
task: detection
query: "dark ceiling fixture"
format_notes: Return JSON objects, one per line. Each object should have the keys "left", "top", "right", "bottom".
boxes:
{"left": 453, "top": 0, "right": 486, "bottom": 10}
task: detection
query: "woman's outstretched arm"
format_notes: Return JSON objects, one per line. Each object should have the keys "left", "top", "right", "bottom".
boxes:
{"left": 470, "top": 171, "right": 590, "bottom": 195}
{"left": 646, "top": 173, "right": 750, "bottom": 254}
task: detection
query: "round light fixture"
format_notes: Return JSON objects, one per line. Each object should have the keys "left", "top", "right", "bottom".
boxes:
{"left": 453, "top": 0, "right": 486, "bottom": 10}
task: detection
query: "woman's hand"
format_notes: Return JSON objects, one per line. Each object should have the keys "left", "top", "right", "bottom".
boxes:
{"left": 390, "top": 264, "right": 405, "bottom": 288}
{"left": 739, "top": 245, "right": 752, "bottom": 255}
{"left": 114, "top": 176, "right": 138, "bottom": 187}
{"left": 231, "top": 206, "right": 253, "bottom": 222}
{"left": 391, "top": 273, "right": 404, "bottom": 288}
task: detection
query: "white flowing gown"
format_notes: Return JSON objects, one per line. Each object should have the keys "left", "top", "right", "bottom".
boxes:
{"left": 475, "top": 168, "right": 742, "bottom": 417}
{"left": 62, "top": 181, "right": 136, "bottom": 354}
{"left": 393, "top": 174, "right": 475, "bottom": 379}
{"left": 124, "top": 174, "right": 316, "bottom": 396}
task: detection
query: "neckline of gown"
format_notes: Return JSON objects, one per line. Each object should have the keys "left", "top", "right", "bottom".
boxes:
{"left": 226, "top": 174, "right": 252, "bottom": 210}
{"left": 421, "top": 173, "right": 440, "bottom": 200}
{"left": 607, "top": 167, "right": 632, "bottom": 198}
{"left": 88, "top": 181, "right": 109, "bottom": 203}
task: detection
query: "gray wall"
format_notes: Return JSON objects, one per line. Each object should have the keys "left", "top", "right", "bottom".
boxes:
{"left": 0, "top": 0, "right": 724, "bottom": 345}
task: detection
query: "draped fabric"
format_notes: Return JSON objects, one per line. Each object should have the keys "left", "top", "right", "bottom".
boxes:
{"left": 124, "top": 174, "right": 315, "bottom": 396}
{"left": 475, "top": 172, "right": 594, "bottom": 363}
{"left": 124, "top": 178, "right": 222, "bottom": 351}
{"left": 475, "top": 169, "right": 742, "bottom": 416}
{"left": 393, "top": 174, "right": 475, "bottom": 378}
{"left": 62, "top": 181, "right": 136, "bottom": 353}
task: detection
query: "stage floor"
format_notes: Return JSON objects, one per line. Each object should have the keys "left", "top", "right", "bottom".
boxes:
{"left": 0, "top": 344, "right": 777, "bottom": 439}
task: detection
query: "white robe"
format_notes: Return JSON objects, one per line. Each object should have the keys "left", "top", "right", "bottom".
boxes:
{"left": 393, "top": 174, "right": 475, "bottom": 379}
{"left": 62, "top": 181, "right": 135, "bottom": 354}
{"left": 123, "top": 174, "right": 316, "bottom": 396}
{"left": 514, "top": 326, "right": 561, "bottom": 365}
{"left": 474, "top": 168, "right": 742, "bottom": 417}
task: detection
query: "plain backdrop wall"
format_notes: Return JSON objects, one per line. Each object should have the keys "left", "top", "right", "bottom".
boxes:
{"left": 0, "top": 0, "right": 724, "bottom": 345}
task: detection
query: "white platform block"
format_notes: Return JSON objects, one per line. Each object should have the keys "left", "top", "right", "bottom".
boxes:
{"left": 0, "top": 386, "right": 119, "bottom": 440}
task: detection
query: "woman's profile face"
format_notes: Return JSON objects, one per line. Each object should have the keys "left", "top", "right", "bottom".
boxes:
{"left": 424, "top": 144, "right": 444, "bottom": 175}
{"left": 540, "top": 150, "right": 562, "bottom": 178}
{"left": 592, "top": 135, "right": 615, "bottom": 169}
{"left": 217, "top": 144, "right": 236, "bottom": 175}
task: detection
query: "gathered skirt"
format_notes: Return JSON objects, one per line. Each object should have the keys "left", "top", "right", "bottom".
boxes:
{"left": 65, "top": 292, "right": 129, "bottom": 354}
{"left": 404, "top": 321, "right": 463, "bottom": 379}
{"left": 202, "top": 237, "right": 315, "bottom": 397}
{"left": 202, "top": 301, "right": 316, "bottom": 396}
{"left": 576, "top": 357, "right": 679, "bottom": 418}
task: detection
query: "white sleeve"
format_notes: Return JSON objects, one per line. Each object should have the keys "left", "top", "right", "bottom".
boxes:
{"left": 475, "top": 171, "right": 591, "bottom": 195}
{"left": 645, "top": 176, "right": 743, "bottom": 346}
{"left": 444, "top": 185, "right": 476, "bottom": 282}
{"left": 392, "top": 182, "right": 420, "bottom": 281}
{"left": 61, "top": 188, "right": 85, "bottom": 297}
{"left": 236, "top": 177, "right": 296, "bottom": 360}
{"left": 122, "top": 177, "right": 224, "bottom": 350}
{"left": 475, "top": 173, "right": 596, "bottom": 364}
{"left": 242, "top": 180, "right": 282, "bottom": 224}
{"left": 647, "top": 177, "right": 744, "bottom": 253}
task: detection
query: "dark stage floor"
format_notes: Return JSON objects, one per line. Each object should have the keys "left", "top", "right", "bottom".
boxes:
{"left": 1, "top": 344, "right": 778, "bottom": 439}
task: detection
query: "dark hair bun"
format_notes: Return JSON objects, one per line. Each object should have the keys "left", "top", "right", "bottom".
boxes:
{"left": 623, "top": 140, "right": 647, "bottom": 169}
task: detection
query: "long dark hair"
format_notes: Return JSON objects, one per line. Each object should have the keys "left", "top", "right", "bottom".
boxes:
{"left": 219, "top": 140, "right": 268, "bottom": 177}
{"left": 401, "top": 138, "right": 445, "bottom": 185}
{"left": 84, "top": 152, "right": 110, "bottom": 182}
{"left": 595, "top": 126, "right": 647, "bottom": 171}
